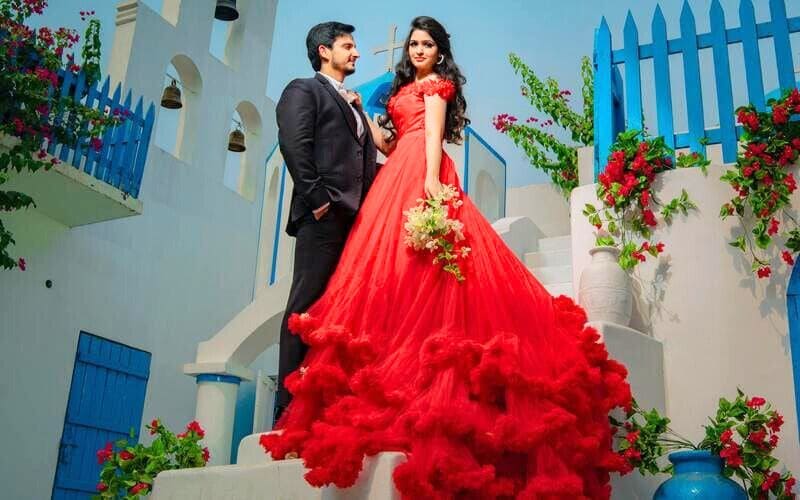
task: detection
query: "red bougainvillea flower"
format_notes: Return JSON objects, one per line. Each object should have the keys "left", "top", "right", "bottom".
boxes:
{"left": 768, "top": 218, "right": 780, "bottom": 236}
{"left": 772, "top": 104, "right": 789, "bottom": 125}
{"left": 785, "top": 173, "right": 797, "bottom": 193}
{"left": 748, "top": 428, "right": 766, "bottom": 445}
{"left": 640, "top": 189, "right": 650, "bottom": 207}
{"left": 642, "top": 209, "right": 657, "bottom": 227}
{"left": 783, "top": 252, "right": 795, "bottom": 266}
{"left": 747, "top": 396, "right": 766, "bottom": 408}
{"left": 768, "top": 413, "right": 784, "bottom": 432}
{"left": 186, "top": 420, "right": 205, "bottom": 438}
{"left": 756, "top": 267, "right": 771, "bottom": 279}
{"left": 622, "top": 447, "right": 642, "bottom": 461}
{"left": 119, "top": 450, "right": 135, "bottom": 461}
{"left": 737, "top": 109, "right": 760, "bottom": 131}
{"left": 96, "top": 442, "right": 113, "bottom": 464}
{"left": 785, "top": 476, "right": 796, "bottom": 495}
{"left": 129, "top": 482, "right": 150, "bottom": 495}
{"left": 719, "top": 442, "right": 744, "bottom": 468}
{"left": 762, "top": 471, "right": 781, "bottom": 492}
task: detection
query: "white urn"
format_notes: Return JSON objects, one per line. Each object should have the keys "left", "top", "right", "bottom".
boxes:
{"left": 578, "top": 246, "right": 632, "bottom": 326}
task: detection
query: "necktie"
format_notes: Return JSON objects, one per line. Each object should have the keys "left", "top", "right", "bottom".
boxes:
{"left": 337, "top": 86, "right": 364, "bottom": 137}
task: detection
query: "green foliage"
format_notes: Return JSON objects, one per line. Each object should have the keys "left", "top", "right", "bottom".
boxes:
{"left": 588, "top": 130, "right": 703, "bottom": 271}
{"left": 93, "top": 419, "right": 209, "bottom": 499}
{"left": 720, "top": 89, "right": 800, "bottom": 278}
{"left": 0, "top": 0, "right": 119, "bottom": 270}
{"left": 493, "top": 54, "right": 594, "bottom": 197}
{"left": 613, "top": 391, "right": 796, "bottom": 499}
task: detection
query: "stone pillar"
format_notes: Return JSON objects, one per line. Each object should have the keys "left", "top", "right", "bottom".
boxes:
{"left": 192, "top": 373, "right": 241, "bottom": 466}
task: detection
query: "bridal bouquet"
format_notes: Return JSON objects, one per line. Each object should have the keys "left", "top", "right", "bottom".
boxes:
{"left": 403, "top": 184, "right": 470, "bottom": 282}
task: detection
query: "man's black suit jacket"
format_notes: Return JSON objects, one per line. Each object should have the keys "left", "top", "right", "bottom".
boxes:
{"left": 276, "top": 73, "right": 378, "bottom": 236}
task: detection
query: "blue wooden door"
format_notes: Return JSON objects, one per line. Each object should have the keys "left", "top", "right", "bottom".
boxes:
{"left": 52, "top": 332, "right": 151, "bottom": 499}
{"left": 787, "top": 265, "right": 800, "bottom": 444}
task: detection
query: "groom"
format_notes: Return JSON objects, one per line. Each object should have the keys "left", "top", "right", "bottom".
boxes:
{"left": 273, "top": 22, "right": 378, "bottom": 423}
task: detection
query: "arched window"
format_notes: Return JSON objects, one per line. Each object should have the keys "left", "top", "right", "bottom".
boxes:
{"left": 223, "top": 101, "right": 261, "bottom": 200}
{"left": 160, "top": 0, "right": 180, "bottom": 26}
{"left": 154, "top": 55, "right": 202, "bottom": 163}
{"left": 209, "top": 7, "right": 243, "bottom": 68}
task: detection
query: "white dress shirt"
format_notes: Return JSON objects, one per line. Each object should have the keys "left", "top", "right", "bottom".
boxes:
{"left": 318, "top": 71, "right": 364, "bottom": 138}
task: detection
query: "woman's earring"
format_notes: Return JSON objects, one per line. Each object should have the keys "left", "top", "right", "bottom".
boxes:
{"left": 437, "top": 54, "right": 445, "bottom": 65}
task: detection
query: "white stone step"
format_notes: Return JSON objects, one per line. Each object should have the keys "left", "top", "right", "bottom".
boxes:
{"left": 152, "top": 450, "right": 404, "bottom": 500}
{"left": 537, "top": 235, "right": 572, "bottom": 252}
{"left": 529, "top": 264, "right": 572, "bottom": 285}
{"left": 544, "top": 281, "right": 574, "bottom": 298}
{"left": 595, "top": 321, "right": 667, "bottom": 500}
{"left": 524, "top": 248, "right": 571, "bottom": 268}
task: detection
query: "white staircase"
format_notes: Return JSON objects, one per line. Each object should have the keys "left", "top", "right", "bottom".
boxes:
{"left": 152, "top": 435, "right": 404, "bottom": 500}
{"left": 525, "top": 234, "right": 575, "bottom": 298}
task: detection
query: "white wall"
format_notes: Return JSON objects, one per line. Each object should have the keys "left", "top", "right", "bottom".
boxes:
{"left": 465, "top": 130, "right": 506, "bottom": 222}
{"left": 570, "top": 164, "right": 800, "bottom": 474}
{"left": 0, "top": 1, "right": 282, "bottom": 498}
{"left": 506, "top": 183, "right": 570, "bottom": 238}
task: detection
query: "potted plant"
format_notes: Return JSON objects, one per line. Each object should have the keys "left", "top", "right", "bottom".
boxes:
{"left": 614, "top": 390, "right": 795, "bottom": 499}
{"left": 580, "top": 130, "right": 704, "bottom": 325}
{"left": 93, "top": 419, "right": 210, "bottom": 499}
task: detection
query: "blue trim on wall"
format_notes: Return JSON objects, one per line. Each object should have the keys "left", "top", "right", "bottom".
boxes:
{"left": 502, "top": 156, "right": 507, "bottom": 218}
{"left": 463, "top": 127, "right": 507, "bottom": 218}
{"left": 465, "top": 126, "right": 506, "bottom": 166}
{"left": 463, "top": 131, "right": 470, "bottom": 194}
{"left": 269, "top": 163, "right": 287, "bottom": 285}
{"left": 786, "top": 264, "right": 800, "bottom": 444}
{"left": 230, "top": 379, "right": 256, "bottom": 464}
{"left": 195, "top": 374, "right": 242, "bottom": 385}
{"left": 252, "top": 142, "right": 281, "bottom": 299}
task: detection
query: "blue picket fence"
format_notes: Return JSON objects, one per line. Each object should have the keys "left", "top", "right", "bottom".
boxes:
{"left": 594, "top": 0, "right": 800, "bottom": 178}
{"left": 47, "top": 69, "right": 155, "bottom": 199}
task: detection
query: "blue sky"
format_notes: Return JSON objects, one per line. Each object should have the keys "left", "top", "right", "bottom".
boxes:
{"left": 32, "top": 1, "right": 800, "bottom": 187}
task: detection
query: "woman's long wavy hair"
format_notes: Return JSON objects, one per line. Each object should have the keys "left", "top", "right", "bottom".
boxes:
{"left": 378, "top": 16, "right": 469, "bottom": 144}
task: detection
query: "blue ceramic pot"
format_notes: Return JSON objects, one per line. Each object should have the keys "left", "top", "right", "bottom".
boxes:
{"left": 653, "top": 450, "right": 746, "bottom": 499}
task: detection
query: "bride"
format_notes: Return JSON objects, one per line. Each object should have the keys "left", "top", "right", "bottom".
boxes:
{"left": 262, "top": 15, "right": 632, "bottom": 499}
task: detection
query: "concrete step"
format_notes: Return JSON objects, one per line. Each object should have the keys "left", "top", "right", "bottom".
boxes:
{"left": 537, "top": 235, "right": 571, "bottom": 252}
{"left": 529, "top": 264, "right": 572, "bottom": 285}
{"left": 544, "top": 281, "right": 574, "bottom": 298}
{"left": 152, "top": 449, "right": 404, "bottom": 500}
{"left": 524, "top": 248, "right": 571, "bottom": 268}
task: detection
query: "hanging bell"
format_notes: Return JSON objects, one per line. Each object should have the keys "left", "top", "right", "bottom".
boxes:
{"left": 228, "top": 128, "right": 246, "bottom": 152}
{"left": 214, "top": 0, "right": 239, "bottom": 21}
{"left": 160, "top": 79, "right": 182, "bottom": 109}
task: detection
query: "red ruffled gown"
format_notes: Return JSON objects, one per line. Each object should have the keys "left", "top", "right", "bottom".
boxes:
{"left": 261, "top": 79, "right": 632, "bottom": 499}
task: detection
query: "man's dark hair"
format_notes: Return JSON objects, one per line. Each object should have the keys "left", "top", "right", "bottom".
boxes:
{"left": 306, "top": 22, "right": 355, "bottom": 71}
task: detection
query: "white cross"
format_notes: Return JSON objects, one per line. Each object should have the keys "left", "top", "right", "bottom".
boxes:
{"left": 372, "top": 24, "right": 404, "bottom": 73}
